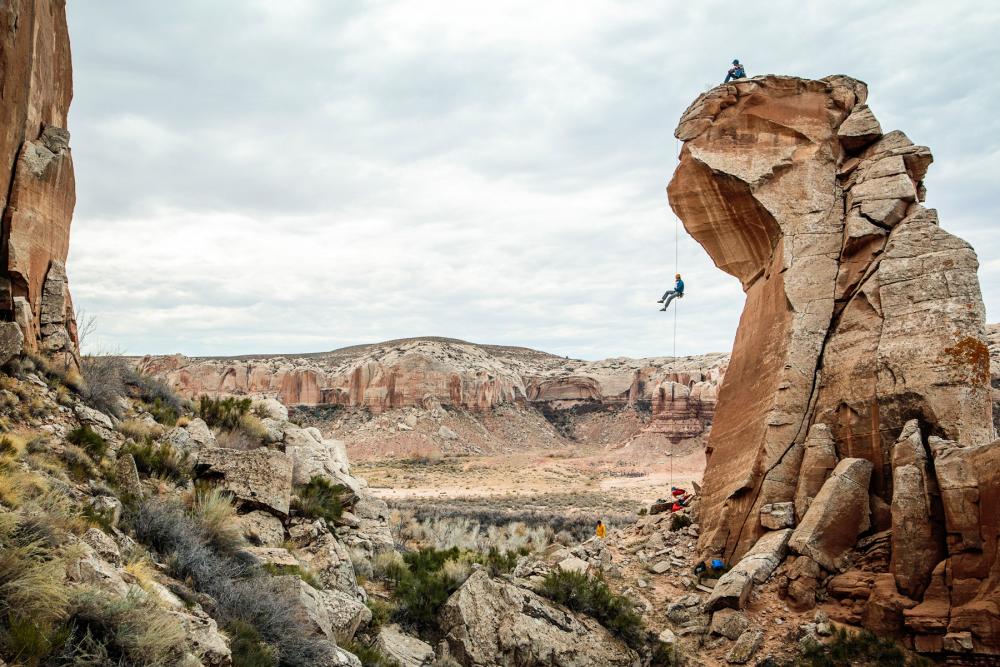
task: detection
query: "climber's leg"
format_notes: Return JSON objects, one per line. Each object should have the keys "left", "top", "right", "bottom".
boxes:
{"left": 660, "top": 293, "right": 678, "bottom": 311}
{"left": 658, "top": 289, "right": 675, "bottom": 303}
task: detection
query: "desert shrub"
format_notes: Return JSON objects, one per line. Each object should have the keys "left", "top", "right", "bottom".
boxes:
{"left": 215, "top": 428, "right": 263, "bottom": 451}
{"left": 228, "top": 619, "right": 278, "bottom": 667}
{"left": 80, "top": 355, "right": 131, "bottom": 418}
{"left": 796, "top": 627, "right": 928, "bottom": 667}
{"left": 291, "top": 476, "right": 346, "bottom": 523}
{"left": 382, "top": 547, "right": 467, "bottom": 634}
{"left": 60, "top": 444, "right": 100, "bottom": 481}
{"left": 342, "top": 639, "right": 398, "bottom": 667}
{"left": 67, "top": 426, "right": 108, "bottom": 460}
{"left": 670, "top": 513, "right": 692, "bottom": 531}
{"left": 372, "top": 551, "right": 407, "bottom": 581}
{"left": 365, "top": 598, "right": 395, "bottom": 636}
{"left": 130, "top": 499, "right": 335, "bottom": 666}
{"left": 238, "top": 414, "right": 269, "bottom": 441}
{"left": 261, "top": 563, "right": 322, "bottom": 590}
{"left": 0, "top": 509, "right": 74, "bottom": 663}
{"left": 473, "top": 546, "right": 525, "bottom": 576}
{"left": 118, "top": 419, "right": 164, "bottom": 442}
{"left": 55, "top": 589, "right": 190, "bottom": 666}
{"left": 122, "top": 369, "right": 185, "bottom": 424}
{"left": 190, "top": 486, "right": 243, "bottom": 554}
{"left": 539, "top": 569, "right": 645, "bottom": 650}
{"left": 122, "top": 439, "right": 190, "bottom": 484}
{"left": 198, "top": 395, "right": 252, "bottom": 431}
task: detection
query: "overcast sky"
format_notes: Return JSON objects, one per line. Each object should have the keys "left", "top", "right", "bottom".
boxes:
{"left": 65, "top": 1, "right": 1000, "bottom": 359}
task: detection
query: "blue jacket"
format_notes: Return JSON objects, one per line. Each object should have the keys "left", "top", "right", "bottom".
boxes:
{"left": 675, "top": 278, "right": 685, "bottom": 294}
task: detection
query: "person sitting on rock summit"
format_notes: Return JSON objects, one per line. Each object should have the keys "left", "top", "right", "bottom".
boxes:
{"left": 595, "top": 520, "right": 607, "bottom": 539}
{"left": 724, "top": 59, "right": 746, "bottom": 83}
{"left": 658, "top": 274, "right": 685, "bottom": 311}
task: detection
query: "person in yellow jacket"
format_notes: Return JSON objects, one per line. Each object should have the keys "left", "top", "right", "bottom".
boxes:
{"left": 595, "top": 520, "right": 607, "bottom": 539}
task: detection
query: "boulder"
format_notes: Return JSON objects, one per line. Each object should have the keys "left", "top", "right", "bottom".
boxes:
{"left": 185, "top": 418, "right": 217, "bottom": 449}
{"left": 0, "top": 322, "right": 24, "bottom": 366}
{"left": 794, "top": 424, "right": 838, "bottom": 522}
{"left": 236, "top": 510, "right": 285, "bottom": 547}
{"left": 439, "top": 570, "right": 639, "bottom": 666}
{"left": 253, "top": 397, "right": 289, "bottom": 421}
{"left": 558, "top": 556, "right": 590, "bottom": 575}
{"left": 862, "top": 573, "right": 916, "bottom": 638}
{"left": 760, "top": 502, "right": 795, "bottom": 530}
{"left": 376, "top": 625, "right": 435, "bottom": 666}
{"left": 271, "top": 575, "right": 332, "bottom": 639}
{"left": 115, "top": 453, "right": 143, "bottom": 499}
{"left": 726, "top": 628, "right": 763, "bottom": 664}
{"left": 169, "top": 609, "right": 232, "bottom": 667}
{"left": 706, "top": 529, "right": 792, "bottom": 611}
{"left": 75, "top": 404, "right": 114, "bottom": 438}
{"left": 710, "top": 608, "right": 750, "bottom": 640}
{"left": 291, "top": 531, "right": 361, "bottom": 598}
{"left": 321, "top": 588, "right": 371, "bottom": 643}
{"left": 82, "top": 527, "right": 121, "bottom": 566}
{"left": 890, "top": 421, "right": 944, "bottom": 598}
{"left": 194, "top": 447, "right": 293, "bottom": 516}
{"left": 783, "top": 555, "right": 821, "bottom": 610}
{"left": 789, "top": 458, "right": 872, "bottom": 572}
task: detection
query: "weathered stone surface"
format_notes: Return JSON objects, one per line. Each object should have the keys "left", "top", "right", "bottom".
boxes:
{"left": 0, "top": 322, "right": 24, "bottom": 367}
{"left": 82, "top": 527, "right": 121, "bottom": 566}
{"left": 668, "top": 75, "right": 993, "bottom": 569}
{"left": 115, "top": 453, "right": 143, "bottom": 499}
{"left": 783, "top": 555, "right": 821, "bottom": 610}
{"left": 789, "top": 458, "right": 872, "bottom": 572}
{"left": 890, "top": 421, "right": 945, "bottom": 598}
{"left": 760, "top": 502, "right": 795, "bottom": 530}
{"left": 559, "top": 556, "right": 591, "bottom": 575}
{"left": 376, "top": 625, "right": 435, "bottom": 667}
{"left": 321, "top": 588, "right": 371, "bottom": 643}
{"left": 794, "top": 424, "right": 838, "bottom": 522}
{"left": 706, "top": 529, "right": 791, "bottom": 611}
{"left": 862, "top": 573, "right": 916, "bottom": 638}
{"left": 291, "top": 531, "right": 361, "bottom": 598}
{"left": 194, "top": 448, "right": 293, "bottom": 516}
{"left": 169, "top": 609, "right": 232, "bottom": 667}
{"left": 0, "top": 0, "right": 78, "bottom": 358}
{"left": 726, "top": 628, "right": 763, "bottom": 664}
{"left": 236, "top": 510, "right": 285, "bottom": 547}
{"left": 439, "top": 570, "right": 639, "bottom": 666}
{"left": 710, "top": 608, "right": 750, "bottom": 640}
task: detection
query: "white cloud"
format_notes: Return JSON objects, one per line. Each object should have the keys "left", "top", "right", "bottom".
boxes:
{"left": 65, "top": 0, "right": 1000, "bottom": 357}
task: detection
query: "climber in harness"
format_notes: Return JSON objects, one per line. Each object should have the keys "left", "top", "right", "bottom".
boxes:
{"left": 724, "top": 59, "right": 746, "bottom": 83}
{"left": 658, "top": 274, "right": 684, "bottom": 311}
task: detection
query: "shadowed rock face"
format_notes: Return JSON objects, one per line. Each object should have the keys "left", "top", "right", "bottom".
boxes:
{"left": 0, "top": 0, "right": 79, "bottom": 363}
{"left": 670, "top": 74, "right": 999, "bottom": 655}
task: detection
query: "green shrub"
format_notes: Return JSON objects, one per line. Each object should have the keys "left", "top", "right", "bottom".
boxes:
{"left": 227, "top": 620, "right": 277, "bottom": 667}
{"left": 342, "top": 639, "right": 399, "bottom": 667}
{"left": 261, "top": 563, "right": 322, "bottom": 590}
{"left": 383, "top": 547, "right": 465, "bottom": 634}
{"left": 472, "top": 547, "right": 525, "bottom": 576}
{"left": 797, "top": 627, "right": 929, "bottom": 667}
{"left": 539, "top": 569, "right": 645, "bottom": 651}
{"left": 67, "top": 426, "right": 108, "bottom": 460}
{"left": 121, "top": 439, "right": 190, "bottom": 484}
{"left": 123, "top": 369, "right": 185, "bottom": 425}
{"left": 197, "top": 396, "right": 252, "bottom": 430}
{"left": 292, "top": 476, "right": 346, "bottom": 523}
{"left": 144, "top": 397, "right": 180, "bottom": 426}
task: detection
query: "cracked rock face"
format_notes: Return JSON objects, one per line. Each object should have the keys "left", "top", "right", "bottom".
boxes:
{"left": 668, "top": 75, "right": 993, "bottom": 564}
{"left": 0, "top": 0, "right": 79, "bottom": 361}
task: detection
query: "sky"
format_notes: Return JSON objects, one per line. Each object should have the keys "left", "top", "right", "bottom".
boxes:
{"left": 65, "top": 1, "right": 1000, "bottom": 359}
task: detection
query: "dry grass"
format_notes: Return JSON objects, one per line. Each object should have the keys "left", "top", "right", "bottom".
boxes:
{"left": 189, "top": 486, "right": 243, "bottom": 553}
{"left": 118, "top": 418, "right": 165, "bottom": 441}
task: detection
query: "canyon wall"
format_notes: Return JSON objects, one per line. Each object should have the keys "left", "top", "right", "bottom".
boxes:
{"left": 669, "top": 75, "right": 998, "bottom": 655}
{"left": 0, "top": 0, "right": 78, "bottom": 365}
{"left": 137, "top": 339, "right": 728, "bottom": 443}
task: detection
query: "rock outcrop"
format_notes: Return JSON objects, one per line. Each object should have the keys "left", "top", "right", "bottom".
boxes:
{"left": 669, "top": 75, "right": 998, "bottom": 655}
{"left": 438, "top": 569, "right": 639, "bottom": 667}
{"left": 0, "top": 0, "right": 79, "bottom": 364}
{"left": 138, "top": 339, "right": 728, "bottom": 445}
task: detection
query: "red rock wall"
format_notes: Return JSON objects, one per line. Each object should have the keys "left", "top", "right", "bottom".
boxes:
{"left": 0, "top": 0, "right": 78, "bottom": 361}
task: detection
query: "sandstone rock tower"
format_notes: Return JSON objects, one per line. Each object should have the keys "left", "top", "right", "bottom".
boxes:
{"left": 0, "top": 0, "right": 79, "bottom": 365}
{"left": 669, "top": 76, "right": 999, "bottom": 655}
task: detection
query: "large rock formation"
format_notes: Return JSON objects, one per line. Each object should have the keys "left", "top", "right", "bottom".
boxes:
{"left": 669, "top": 75, "right": 998, "bottom": 655}
{"left": 0, "top": 0, "right": 79, "bottom": 364}
{"left": 138, "top": 338, "right": 728, "bottom": 444}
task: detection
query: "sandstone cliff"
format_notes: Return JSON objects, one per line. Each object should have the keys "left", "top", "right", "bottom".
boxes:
{"left": 137, "top": 338, "right": 729, "bottom": 446}
{"left": 0, "top": 0, "right": 78, "bottom": 365}
{"left": 670, "top": 75, "right": 999, "bottom": 656}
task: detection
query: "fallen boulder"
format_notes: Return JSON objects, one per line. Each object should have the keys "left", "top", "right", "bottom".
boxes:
{"left": 194, "top": 447, "right": 293, "bottom": 516}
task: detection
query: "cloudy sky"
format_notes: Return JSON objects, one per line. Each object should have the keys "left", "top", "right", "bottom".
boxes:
{"left": 65, "top": 1, "right": 1000, "bottom": 359}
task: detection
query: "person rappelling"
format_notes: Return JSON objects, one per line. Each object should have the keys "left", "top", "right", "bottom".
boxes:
{"left": 658, "top": 273, "right": 684, "bottom": 311}
{"left": 724, "top": 59, "right": 746, "bottom": 83}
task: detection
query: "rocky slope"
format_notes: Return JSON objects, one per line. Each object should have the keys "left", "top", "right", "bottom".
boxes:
{"left": 0, "top": 0, "right": 79, "bottom": 367}
{"left": 669, "top": 74, "right": 1000, "bottom": 658}
{"left": 138, "top": 339, "right": 729, "bottom": 454}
